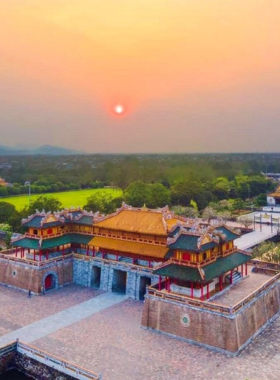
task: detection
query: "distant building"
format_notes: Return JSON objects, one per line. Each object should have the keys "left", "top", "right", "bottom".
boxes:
{"left": 267, "top": 185, "right": 280, "bottom": 207}
{"left": 0, "top": 162, "right": 12, "bottom": 170}
{"left": 0, "top": 177, "right": 8, "bottom": 187}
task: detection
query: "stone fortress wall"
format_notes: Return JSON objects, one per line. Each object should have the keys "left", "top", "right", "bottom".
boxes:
{"left": 0, "top": 252, "right": 73, "bottom": 293}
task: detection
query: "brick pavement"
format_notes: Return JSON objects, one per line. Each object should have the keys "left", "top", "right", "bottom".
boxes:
{"left": 1, "top": 285, "right": 280, "bottom": 380}
{"left": 32, "top": 299, "right": 280, "bottom": 380}
{"left": 0, "top": 284, "right": 102, "bottom": 336}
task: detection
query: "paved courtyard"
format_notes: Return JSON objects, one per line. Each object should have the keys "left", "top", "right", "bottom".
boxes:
{"left": 210, "top": 269, "right": 269, "bottom": 306}
{"left": 1, "top": 284, "right": 280, "bottom": 380}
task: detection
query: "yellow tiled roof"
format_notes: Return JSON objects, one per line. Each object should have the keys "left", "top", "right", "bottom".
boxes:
{"left": 268, "top": 193, "right": 280, "bottom": 198}
{"left": 269, "top": 185, "right": 280, "bottom": 197}
{"left": 89, "top": 236, "right": 169, "bottom": 259}
{"left": 95, "top": 209, "right": 178, "bottom": 235}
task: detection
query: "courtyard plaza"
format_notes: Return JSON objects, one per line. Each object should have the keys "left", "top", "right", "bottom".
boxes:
{"left": 0, "top": 281, "right": 280, "bottom": 380}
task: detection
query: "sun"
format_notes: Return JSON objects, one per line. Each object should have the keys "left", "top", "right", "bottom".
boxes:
{"left": 114, "top": 104, "right": 124, "bottom": 115}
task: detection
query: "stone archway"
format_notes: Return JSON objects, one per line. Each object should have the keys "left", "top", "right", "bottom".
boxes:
{"left": 43, "top": 272, "right": 58, "bottom": 291}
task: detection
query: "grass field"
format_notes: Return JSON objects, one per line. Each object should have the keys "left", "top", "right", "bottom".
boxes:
{"left": 0, "top": 188, "right": 123, "bottom": 210}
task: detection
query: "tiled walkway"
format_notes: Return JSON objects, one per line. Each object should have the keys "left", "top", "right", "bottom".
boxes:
{"left": 0, "top": 291, "right": 127, "bottom": 346}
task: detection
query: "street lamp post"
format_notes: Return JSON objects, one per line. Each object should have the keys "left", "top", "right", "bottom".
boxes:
{"left": 24, "top": 181, "right": 31, "bottom": 207}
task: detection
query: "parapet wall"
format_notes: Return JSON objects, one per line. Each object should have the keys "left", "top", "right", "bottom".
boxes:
{"left": 142, "top": 277, "right": 280, "bottom": 355}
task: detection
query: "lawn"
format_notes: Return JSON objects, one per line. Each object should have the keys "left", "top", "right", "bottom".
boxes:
{"left": 0, "top": 188, "right": 123, "bottom": 210}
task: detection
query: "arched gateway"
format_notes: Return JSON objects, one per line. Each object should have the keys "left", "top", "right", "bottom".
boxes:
{"left": 43, "top": 273, "right": 58, "bottom": 291}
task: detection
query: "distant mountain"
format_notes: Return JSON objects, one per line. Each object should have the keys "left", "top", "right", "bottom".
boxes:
{"left": 0, "top": 145, "right": 84, "bottom": 156}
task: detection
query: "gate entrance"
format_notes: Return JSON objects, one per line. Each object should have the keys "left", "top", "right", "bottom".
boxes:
{"left": 44, "top": 274, "right": 55, "bottom": 291}
{"left": 112, "top": 270, "right": 127, "bottom": 294}
{"left": 139, "top": 277, "right": 151, "bottom": 300}
{"left": 92, "top": 266, "right": 101, "bottom": 288}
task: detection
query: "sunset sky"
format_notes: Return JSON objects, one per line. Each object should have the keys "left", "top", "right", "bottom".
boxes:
{"left": 1, "top": 0, "right": 279, "bottom": 153}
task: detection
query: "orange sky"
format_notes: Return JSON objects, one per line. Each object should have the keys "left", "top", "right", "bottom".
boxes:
{"left": 1, "top": 0, "right": 280, "bottom": 152}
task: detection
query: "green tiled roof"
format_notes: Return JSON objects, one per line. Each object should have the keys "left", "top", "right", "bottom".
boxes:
{"left": 72, "top": 215, "right": 94, "bottom": 225}
{"left": 12, "top": 233, "right": 93, "bottom": 250}
{"left": 168, "top": 234, "right": 218, "bottom": 252}
{"left": 153, "top": 251, "right": 251, "bottom": 284}
{"left": 12, "top": 238, "right": 40, "bottom": 250}
{"left": 23, "top": 216, "right": 63, "bottom": 229}
{"left": 214, "top": 226, "right": 239, "bottom": 241}
{"left": 23, "top": 216, "right": 44, "bottom": 228}
{"left": 168, "top": 226, "right": 180, "bottom": 237}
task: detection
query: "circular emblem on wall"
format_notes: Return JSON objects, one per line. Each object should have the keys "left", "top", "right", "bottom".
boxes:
{"left": 180, "top": 313, "right": 191, "bottom": 328}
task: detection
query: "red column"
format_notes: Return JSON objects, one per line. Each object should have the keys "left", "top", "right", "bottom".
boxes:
{"left": 46, "top": 250, "right": 49, "bottom": 260}
{"left": 191, "top": 282, "right": 194, "bottom": 298}
{"left": 167, "top": 277, "right": 170, "bottom": 292}
{"left": 230, "top": 270, "right": 233, "bottom": 284}
{"left": 33, "top": 251, "right": 36, "bottom": 261}
{"left": 245, "top": 262, "right": 248, "bottom": 276}
{"left": 86, "top": 246, "right": 89, "bottom": 256}
{"left": 207, "top": 283, "right": 209, "bottom": 299}
{"left": 15, "top": 247, "right": 18, "bottom": 258}
{"left": 39, "top": 250, "right": 42, "bottom": 262}
{"left": 201, "top": 284, "right": 204, "bottom": 300}
{"left": 219, "top": 276, "right": 223, "bottom": 291}
{"left": 62, "top": 245, "right": 65, "bottom": 256}
{"left": 159, "top": 275, "right": 162, "bottom": 291}
{"left": 241, "top": 264, "right": 244, "bottom": 277}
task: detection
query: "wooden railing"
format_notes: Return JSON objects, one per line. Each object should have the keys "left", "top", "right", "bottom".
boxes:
{"left": 148, "top": 272, "right": 280, "bottom": 315}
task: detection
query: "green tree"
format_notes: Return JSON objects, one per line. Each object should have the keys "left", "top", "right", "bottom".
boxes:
{"left": 172, "top": 205, "right": 199, "bottom": 217}
{"left": 202, "top": 206, "right": 217, "bottom": 222}
{"left": 0, "top": 202, "right": 17, "bottom": 224}
{"left": 148, "top": 183, "right": 171, "bottom": 208}
{"left": 0, "top": 223, "right": 12, "bottom": 248}
{"left": 124, "top": 182, "right": 151, "bottom": 207}
{"left": 27, "top": 195, "right": 62, "bottom": 214}
{"left": 252, "top": 241, "right": 280, "bottom": 263}
{"left": 0, "top": 187, "right": 8, "bottom": 196}
{"left": 85, "top": 194, "right": 123, "bottom": 214}
{"left": 232, "top": 198, "right": 245, "bottom": 213}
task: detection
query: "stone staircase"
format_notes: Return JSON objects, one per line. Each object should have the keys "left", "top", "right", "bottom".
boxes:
{"left": 226, "top": 270, "right": 242, "bottom": 284}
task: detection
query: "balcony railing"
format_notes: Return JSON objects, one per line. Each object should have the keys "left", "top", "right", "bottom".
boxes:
{"left": 147, "top": 271, "right": 280, "bottom": 315}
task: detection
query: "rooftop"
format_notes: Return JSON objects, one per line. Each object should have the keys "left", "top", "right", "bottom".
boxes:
{"left": 94, "top": 204, "right": 181, "bottom": 235}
